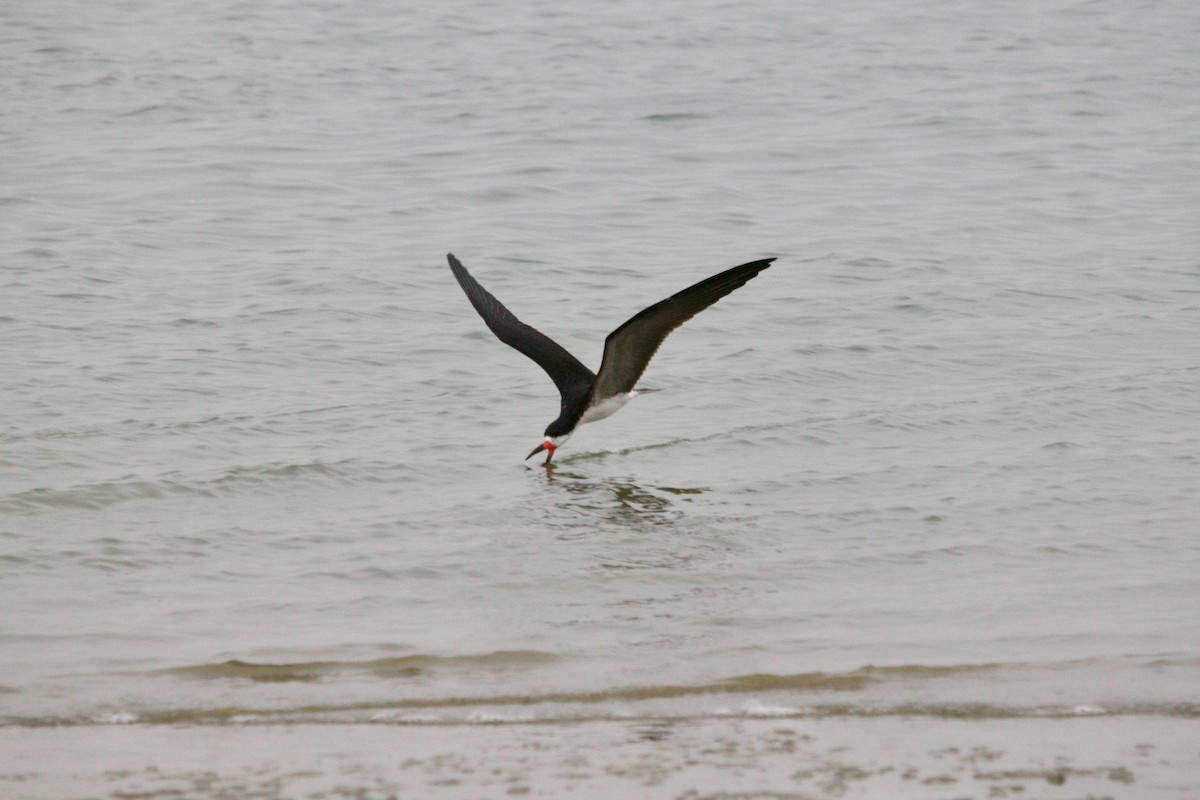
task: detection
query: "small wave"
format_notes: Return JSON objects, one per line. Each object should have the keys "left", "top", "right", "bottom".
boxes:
{"left": 12, "top": 699, "right": 1199, "bottom": 730}
{"left": 156, "top": 662, "right": 997, "bottom": 712}
{"left": 0, "top": 458, "right": 410, "bottom": 513}
{"left": 558, "top": 421, "right": 795, "bottom": 463}
{"left": 117, "top": 103, "right": 193, "bottom": 118}
{"left": 10, "top": 657, "right": 1199, "bottom": 729}
{"left": 2, "top": 406, "right": 352, "bottom": 444}
{"left": 167, "top": 650, "right": 560, "bottom": 683}
{"left": 642, "top": 112, "right": 708, "bottom": 123}
{"left": 9, "top": 671, "right": 1200, "bottom": 729}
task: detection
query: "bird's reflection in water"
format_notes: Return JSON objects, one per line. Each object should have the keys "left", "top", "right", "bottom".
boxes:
{"left": 540, "top": 467, "right": 705, "bottom": 524}
{"left": 530, "top": 464, "right": 715, "bottom": 570}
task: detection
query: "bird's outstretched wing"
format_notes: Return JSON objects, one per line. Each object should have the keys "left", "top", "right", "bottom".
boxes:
{"left": 592, "top": 258, "right": 775, "bottom": 401}
{"left": 447, "top": 254, "right": 595, "bottom": 402}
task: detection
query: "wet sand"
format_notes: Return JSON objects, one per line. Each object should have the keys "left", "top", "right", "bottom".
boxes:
{"left": 2, "top": 716, "right": 1196, "bottom": 799}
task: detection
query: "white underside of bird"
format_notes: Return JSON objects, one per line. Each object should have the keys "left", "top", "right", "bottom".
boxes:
{"left": 577, "top": 390, "right": 637, "bottom": 426}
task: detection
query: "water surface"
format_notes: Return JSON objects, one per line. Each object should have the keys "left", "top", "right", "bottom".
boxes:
{"left": 3, "top": 0, "right": 1199, "bottom": 729}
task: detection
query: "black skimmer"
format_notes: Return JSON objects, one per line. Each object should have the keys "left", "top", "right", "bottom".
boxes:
{"left": 447, "top": 253, "right": 775, "bottom": 464}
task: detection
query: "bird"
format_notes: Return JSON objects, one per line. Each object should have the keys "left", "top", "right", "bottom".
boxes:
{"left": 447, "top": 253, "right": 775, "bottom": 464}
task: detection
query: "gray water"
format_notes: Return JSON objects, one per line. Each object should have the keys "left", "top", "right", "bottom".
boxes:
{"left": 3, "top": 0, "right": 1199, "bottom": 728}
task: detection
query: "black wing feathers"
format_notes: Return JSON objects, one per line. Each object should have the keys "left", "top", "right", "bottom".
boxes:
{"left": 591, "top": 258, "right": 775, "bottom": 400}
{"left": 447, "top": 254, "right": 595, "bottom": 402}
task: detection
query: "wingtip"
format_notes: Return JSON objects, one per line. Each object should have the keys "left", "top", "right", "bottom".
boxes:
{"left": 447, "top": 252, "right": 459, "bottom": 265}
{"left": 735, "top": 256, "right": 776, "bottom": 274}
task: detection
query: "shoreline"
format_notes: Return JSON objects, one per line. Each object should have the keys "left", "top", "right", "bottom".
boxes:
{"left": 3, "top": 715, "right": 1197, "bottom": 799}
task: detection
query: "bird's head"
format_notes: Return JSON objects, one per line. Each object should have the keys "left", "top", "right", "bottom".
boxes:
{"left": 526, "top": 433, "right": 570, "bottom": 464}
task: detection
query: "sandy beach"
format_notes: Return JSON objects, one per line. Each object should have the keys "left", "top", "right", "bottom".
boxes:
{"left": 3, "top": 716, "right": 1196, "bottom": 799}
